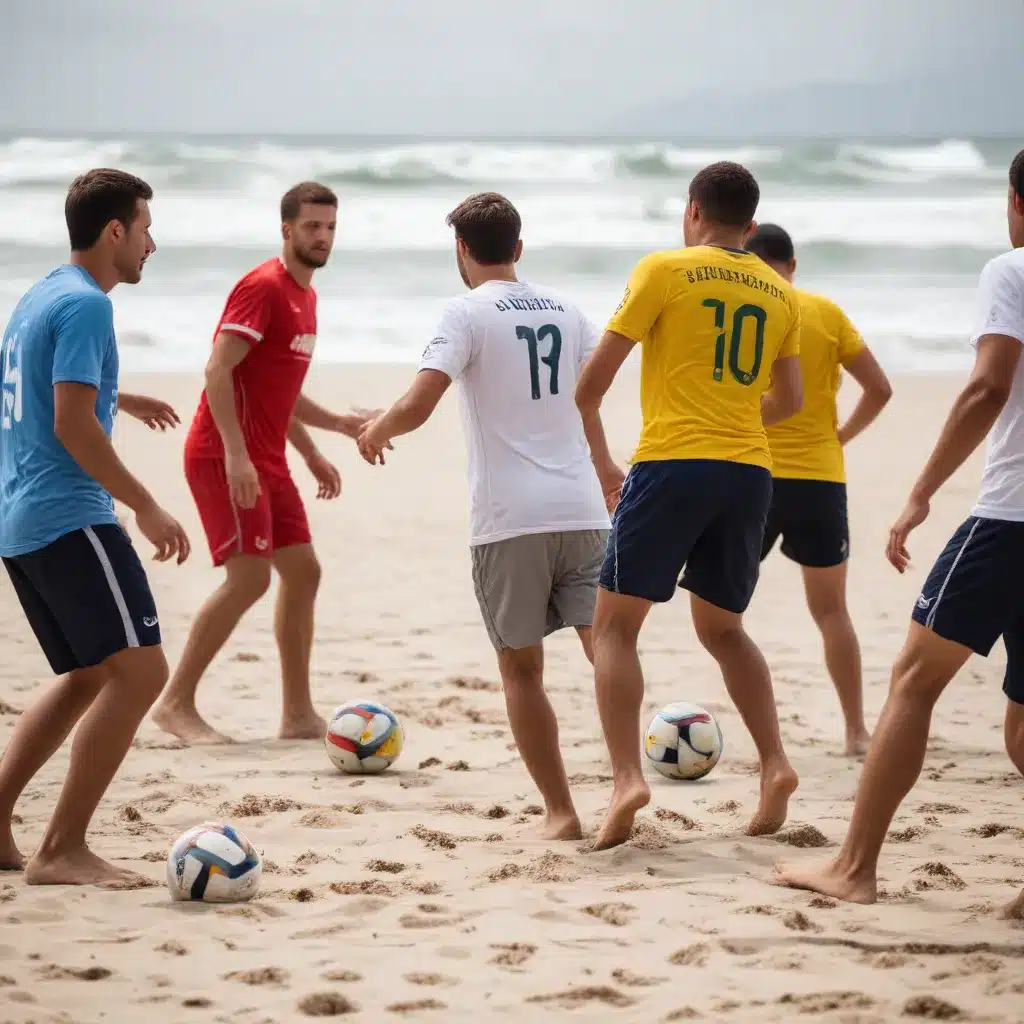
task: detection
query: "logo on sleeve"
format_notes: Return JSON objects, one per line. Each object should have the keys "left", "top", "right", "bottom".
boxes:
{"left": 614, "top": 287, "right": 630, "bottom": 315}
{"left": 421, "top": 336, "right": 447, "bottom": 361}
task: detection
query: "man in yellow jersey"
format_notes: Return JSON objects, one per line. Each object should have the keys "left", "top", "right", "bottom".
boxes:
{"left": 747, "top": 224, "right": 892, "bottom": 757}
{"left": 576, "top": 162, "right": 804, "bottom": 850}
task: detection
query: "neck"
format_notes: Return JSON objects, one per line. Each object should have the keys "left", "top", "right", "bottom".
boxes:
{"left": 691, "top": 226, "right": 749, "bottom": 251}
{"left": 766, "top": 260, "right": 794, "bottom": 283}
{"left": 281, "top": 249, "right": 316, "bottom": 289}
{"left": 69, "top": 251, "right": 118, "bottom": 294}
{"left": 469, "top": 263, "right": 517, "bottom": 288}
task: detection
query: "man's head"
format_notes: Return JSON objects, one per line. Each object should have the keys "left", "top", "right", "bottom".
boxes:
{"left": 281, "top": 182, "right": 338, "bottom": 269}
{"left": 745, "top": 223, "right": 796, "bottom": 282}
{"left": 445, "top": 192, "right": 523, "bottom": 288}
{"left": 65, "top": 168, "right": 155, "bottom": 285}
{"left": 1009, "top": 149, "right": 1024, "bottom": 249}
{"left": 684, "top": 161, "right": 760, "bottom": 246}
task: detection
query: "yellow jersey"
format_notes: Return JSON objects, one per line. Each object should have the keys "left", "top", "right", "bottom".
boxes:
{"left": 607, "top": 246, "right": 801, "bottom": 469}
{"left": 765, "top": 289, "right": 864, "bottom": 483}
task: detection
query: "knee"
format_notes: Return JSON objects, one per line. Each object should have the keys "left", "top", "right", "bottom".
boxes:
{"left": 1006, "top": 705, "right": 1024, "bottom": 776}
{"left": 279, "top": 553, "right": 322, "bottom": 596}
{"left": 694, "top": 618, "right": 744, "bottom": 658}
{"left": 888, "top": 648, "right": 944, "bottom": 707}
{"left": 225, "top": 560, "right": 273, "bottom": 606}
{"left": 498, "top": 649, "right": 543, "bottom": 690}
{"left": 807, "top": 596, "right": 847, "bottom": 630}
{"left": 108, "top": 645, "right": 170, "bottom": 706}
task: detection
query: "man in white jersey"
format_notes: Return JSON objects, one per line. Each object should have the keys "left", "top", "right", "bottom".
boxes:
{"left": 358, "top": 192, "right": 624, "bottom": 840}
{"left": 777, "top": 149, "right": 1024, "bottom": 921}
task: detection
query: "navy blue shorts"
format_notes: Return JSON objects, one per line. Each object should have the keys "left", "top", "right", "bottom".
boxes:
{"left": 761, "top": 478, "right": 849, "bottom": 568}
{"left": 2, "top": 524, "right": 161, "bottom": 676}
{"left": 599, "top": 459, "right": 772, "bottom": 613}
{"left": 911, "top": 516, "right": 1024, "bottom": 705}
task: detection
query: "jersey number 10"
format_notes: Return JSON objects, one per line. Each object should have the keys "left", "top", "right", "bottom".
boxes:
{"left": 701, "top": 299, "right": 767, "bottom": 386}
{"left": 517, "top": 324, "right": 562, "bottom": 400}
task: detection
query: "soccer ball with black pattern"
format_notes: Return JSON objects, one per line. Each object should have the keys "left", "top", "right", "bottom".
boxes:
{"left": 325, "top": 700, "right": 404, "bottom": 774}
{"left": 644, "top": 701, "right": 724, "bottom": 780}
{"left": 166, "top": 823, "right": 262, "bottom": 902}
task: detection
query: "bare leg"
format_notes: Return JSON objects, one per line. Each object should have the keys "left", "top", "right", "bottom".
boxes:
{"left": 776, "top": 623, "right": 969, "bottom": 903}
{"left": 1005, "top": 698, "right": 1024, "bottom": 777}
{"left": 803, "top": 564, "right": 870, "bottom": 755}
{"left": 26, "top": 645, "right": 169, "bottom": 886}
{"left": 152, "top": 555, "right": 271, "bottom": 743}
{"left": 0, "top": 667, "right": 108, "bottom": 869}
{"left": 591, "top": 590, "right": 652, "bottom": 851}
{"left": 691, "top": 595, "right": 798, "bottom": 836}
{"left": 272, "top": 544, "right": 326, "bottom": 739}
{"left": 498, "top": 642, "right": 581, "bottom": 840}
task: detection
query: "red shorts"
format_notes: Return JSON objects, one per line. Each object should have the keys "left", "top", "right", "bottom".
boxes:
{"left": 185, "top": 457, "right": 311, "bottom": 567}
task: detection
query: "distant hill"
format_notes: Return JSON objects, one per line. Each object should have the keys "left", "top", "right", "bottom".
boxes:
{"left": 611, "top": 72, "right": 1024, "bottom": 139}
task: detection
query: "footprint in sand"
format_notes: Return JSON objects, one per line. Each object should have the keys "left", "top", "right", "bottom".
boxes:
{"left": 298, "top": 992, "right": 358, "bottom": 1015}
{"left": 669, "top": 943, "right": 710, "bottom": 967}
{"left": 582, "top": 903, "right": 635, "bottom": 927}
{"left": 155, "top": 941, "right": 188, "bottom": 956}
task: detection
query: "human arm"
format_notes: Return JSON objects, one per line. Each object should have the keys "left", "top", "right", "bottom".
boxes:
{"left": 357, "top": 370, "right": 450, "bottom": 465}
{"left": 575, "top": 331, "right": 635, "bottom": 509}
{"left": 760, "top": 355, "right": 803, "bottom": 426}
{"left": 837, "top": 346, "right": 892, "bottom": 446}
{"left": 887, "top": 334, "right": 1019, "bottom": 571}
{"left": 203, "top": 331, "right": 260, "bottom": 508}
{"left": 117, "top": 392, "right": 180, "bottom": 431}
{"left": 291, "top": 392, "right": 378, "bottom": 439}
{"left": 286, "top": 416, "right": 341, "bottom": 500}
{"left": 51, "top": 298, "right": 188, "bottom": 562}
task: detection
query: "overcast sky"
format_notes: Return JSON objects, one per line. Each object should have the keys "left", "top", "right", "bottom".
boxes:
{"left": 2, "top": 0, "right": 1021, "bottom": 136}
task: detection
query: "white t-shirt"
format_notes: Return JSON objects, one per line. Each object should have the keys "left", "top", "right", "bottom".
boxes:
{"left": 971, "top": 247, "right": 1024, "bottom": 521}
{"left": 419, "top": 279, "right": 610, "bottom": 546}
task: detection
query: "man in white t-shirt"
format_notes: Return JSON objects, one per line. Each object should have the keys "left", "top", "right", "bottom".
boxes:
{"left": 358, "top": 192, "right": 624, "bottom": 840}
{"left": 777, "top": 149, "right": 1024, "bottom": 921}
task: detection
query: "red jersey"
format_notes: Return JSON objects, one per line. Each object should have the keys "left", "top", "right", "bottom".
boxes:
{"left": 185, "top": 259, "right": 317, "bottom": 469}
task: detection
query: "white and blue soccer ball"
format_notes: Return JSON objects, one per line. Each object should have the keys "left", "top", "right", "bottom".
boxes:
{"left": 325, "top": 700, "right": 404, "bottom": 774}
{"left": 644, "top": 701, "right": 724, "bottom": 780}
{"left": 166, "top": 823, "right": 262, "bottom": 902}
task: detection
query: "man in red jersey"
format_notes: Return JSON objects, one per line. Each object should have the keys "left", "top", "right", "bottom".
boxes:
{"left": 153, "top": 182, "right": 375, "bottom": 744}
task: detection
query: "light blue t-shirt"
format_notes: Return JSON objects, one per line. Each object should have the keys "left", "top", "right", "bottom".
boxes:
{"left": 0, "top": 265, "right": 120, "bottom": 557}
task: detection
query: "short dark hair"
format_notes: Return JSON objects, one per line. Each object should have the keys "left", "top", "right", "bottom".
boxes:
{"left": 65, "top": 168, "right": 153, "bottom": 252}
{"left": 688, "top": 161, "right": 760, "bottom": 227}
{"left": 746, "top": 223, "right": 794, "bottom": 264}
{"left": 446, "top": 192, "right": 521, "bottom": 264}
{"left": 1011, "top": 149, "right": 1024, "bottom": 199}
{"left": 281, "top": 181, "right": 338, "bottom": 222}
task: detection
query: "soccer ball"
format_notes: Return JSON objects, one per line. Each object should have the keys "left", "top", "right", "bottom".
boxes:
{"left": 325, "top": 700, "right": 404, "bottom": 774}
{"left": 166, "top": 823, "right": 262, "bottom": 903}
{"left": 644, "top": 701, "right": 724, "bottom": 780}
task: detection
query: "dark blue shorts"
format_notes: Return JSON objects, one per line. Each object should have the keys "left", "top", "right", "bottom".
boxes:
{"left": 2, "top": 524, "right": 161, "bottom": 676}
{"left": 761, "top": 478, "right": 849, "bottom": 568}
{"left": 599, "top": 459, "right": 772, "bottom": 613}
{"left": 911, "top": 516, "right": 1024, "bottom": 705}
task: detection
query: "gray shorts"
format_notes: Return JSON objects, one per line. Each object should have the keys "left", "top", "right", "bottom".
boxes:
{"left": 471, "top": 530, "right": 609, "bottom": 651}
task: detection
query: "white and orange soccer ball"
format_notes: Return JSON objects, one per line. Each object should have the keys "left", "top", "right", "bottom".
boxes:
{"left": 644, "top": 701, "right": 724, "bottom": 780}
{"left": 325, "top": 700, "right": 404, "bottom": 774}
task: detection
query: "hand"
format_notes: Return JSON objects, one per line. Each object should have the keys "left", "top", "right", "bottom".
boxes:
{"left": 123, "top": 395, "right": 180, "bottom": 431}
{"left": 598, "top": 462, "right": 626, "bottom": 514}
{"left": 357, "top": 417, "right": 394, "bottom": 466}
{"left": 886, "top": 495, "right": 930, "bottom": 573}
{"left": 306, "top": 450, "right": 342, "bottom": 500}
{"left": 135, "top": 500, "right": 190, "bottom": 564}
{"left": 226, "top": 450, "right": 260, "bottom": 509}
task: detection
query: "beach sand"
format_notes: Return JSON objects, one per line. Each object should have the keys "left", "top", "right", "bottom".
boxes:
{"left": 0, "top": 365, "right": 1021, "bottom": 1023}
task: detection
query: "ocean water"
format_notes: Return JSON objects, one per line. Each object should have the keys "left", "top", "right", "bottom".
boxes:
{"left": 0, "top": 135, "right": 1017, "bottom": 373}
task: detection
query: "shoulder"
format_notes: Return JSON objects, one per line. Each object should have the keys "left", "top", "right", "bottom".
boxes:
{"left": 49, "top": 278, "right": 113, "bottom": 329}
{"left": 979, "top": 249, "right": 1024, "bottom": 290}
{"left": 797, "top": 289, "right": 841, "bottom": 320}
{"left": 234, "top": 260, "right": 284, "bottom": 294}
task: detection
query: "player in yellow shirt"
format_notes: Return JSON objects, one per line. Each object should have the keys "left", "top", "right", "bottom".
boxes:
{"left": 576, "top": 162, "right": 804, "bottom": 850}
{"left": 747, "top": 225, "right": 892, "bottom": 757}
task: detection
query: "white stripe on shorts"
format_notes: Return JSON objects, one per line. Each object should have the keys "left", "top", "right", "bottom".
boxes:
{"left": 83, "top": 526, "right": 140, "bottom": 648}
{"left": 925, "top": 518, "right": 980, "bottom": 630}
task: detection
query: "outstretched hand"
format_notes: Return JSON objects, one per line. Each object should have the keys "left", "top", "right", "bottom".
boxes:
{"left": 122, "top": 394, "right": 180, "bottom": 431}
{"left": 357, "top": 417, "right": 394, "bottom": 466}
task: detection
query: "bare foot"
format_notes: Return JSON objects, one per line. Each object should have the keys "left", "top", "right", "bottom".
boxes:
{"left": 152, "top": 704, "right": 234, "bottom": 745}
{"left": 844, "top": 729, "right": 871, "bottom": 757}
{"left": 279, "top": 713, "right": 327, "bottom": 740}
{"left": 774, "top": 856, "right": 877, "bottom": 905}
{"left": 746, "top": 765, "right": 799, "bottom": 836}
{"left": 26, "top": 847, "right": 134, "bottom": 886}
{"left": 1000, "top": 888, "right": 1024, "bottom": 921}
{"left": 0, "top": 827, "right": 25, "bottom": 871}
{"left": 592, "top": 779, "right": 651, "bottom": 851}
{"left": 539, "top": 811, "right": 583, "bottom": 841}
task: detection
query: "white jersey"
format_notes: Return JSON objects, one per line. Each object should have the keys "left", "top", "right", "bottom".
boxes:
{"left": 419, "top": 279, "right": 610, "bottom": 546}
{"left": 971, "top": 247, "right": 1024, "bottom": 521}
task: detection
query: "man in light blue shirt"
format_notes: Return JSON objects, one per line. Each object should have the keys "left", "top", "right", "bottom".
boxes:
{"left": 0, "top": 168, "right": 189, "bottom": 887}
